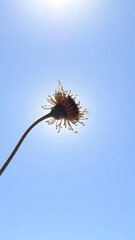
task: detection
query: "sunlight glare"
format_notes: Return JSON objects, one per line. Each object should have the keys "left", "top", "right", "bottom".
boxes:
{"left": 18, "top": 0, "right": 101, "bottom": 24}
{"left": 20, "top": 0, "right": 73, "bottom": 21}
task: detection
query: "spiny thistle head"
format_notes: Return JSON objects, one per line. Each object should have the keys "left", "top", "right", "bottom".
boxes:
{"left": 42, "top": 81, "right": 88, "bottom": 133}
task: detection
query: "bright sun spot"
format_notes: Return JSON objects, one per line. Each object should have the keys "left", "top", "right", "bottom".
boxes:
{"left": 20, "top": 0, "right": 74, "bottom": 20}
{"left": 18, "top": 0, "right": 101, "bottom": 24}
{"left": 47, "top": 0, "right": 72, "bottom": 10}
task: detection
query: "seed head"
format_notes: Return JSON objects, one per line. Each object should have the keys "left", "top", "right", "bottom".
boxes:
{"left": 42, "top": 81, "right": 88, "bottom": 133}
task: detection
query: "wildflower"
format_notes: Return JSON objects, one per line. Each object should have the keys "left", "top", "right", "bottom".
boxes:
{"left": 0, "top": 81, "right": 88, "bottom": 175}
{"left": 42, "top": 81, "right": 88, "bottom": 133}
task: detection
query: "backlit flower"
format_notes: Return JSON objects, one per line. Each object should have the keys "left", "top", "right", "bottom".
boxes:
{"left": 0, "top": 80, "right": 89, "bottom": 175}
{"left": 42, "top": 81, "right": 88, "bottom": 133}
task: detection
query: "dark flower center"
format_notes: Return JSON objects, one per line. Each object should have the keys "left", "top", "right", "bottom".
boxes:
{"left": 51, "top": 104, "right": 66, "bottom": 120}
{"left": 65, "top": 97, "right": 79, "bottom": 116}
{"left": 50, "top": 95, "right": 80, "bottom": 120}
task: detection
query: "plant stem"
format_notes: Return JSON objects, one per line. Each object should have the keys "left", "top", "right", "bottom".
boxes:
{"left": 0, "top": 113, "right": 51, "bottom": 176}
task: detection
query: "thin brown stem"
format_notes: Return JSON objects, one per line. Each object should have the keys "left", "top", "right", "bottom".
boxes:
{"left": 0, "top": 113, "right": 51, "bottom": 176}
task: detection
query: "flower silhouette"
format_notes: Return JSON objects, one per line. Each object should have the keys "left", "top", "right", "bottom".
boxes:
{"left": 42, "top": 81, "right": 88, "bottom": 133}
{"left": 0, "top": 81, "right": 88, "bottom": 175}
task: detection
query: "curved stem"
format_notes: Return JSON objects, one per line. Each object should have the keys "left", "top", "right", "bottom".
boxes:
{"left": 0, "top": 113, "right": 51, "bottom": 176}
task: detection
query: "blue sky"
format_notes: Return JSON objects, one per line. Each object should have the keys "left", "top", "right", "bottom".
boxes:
{"left": 0, "top": 0, "right": 135, "bottom": 239}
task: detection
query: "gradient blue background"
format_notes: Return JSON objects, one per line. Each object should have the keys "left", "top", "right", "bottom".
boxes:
{"left": 0, "top": 0, "right": 135, "bottom": 239}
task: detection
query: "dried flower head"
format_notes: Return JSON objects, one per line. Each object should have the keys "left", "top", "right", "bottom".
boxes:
{"left": 42, "top": 81, "right": 88, "bottom": 133}
{"left": 0, "top": 80, "right": 89, "bottom": 175}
